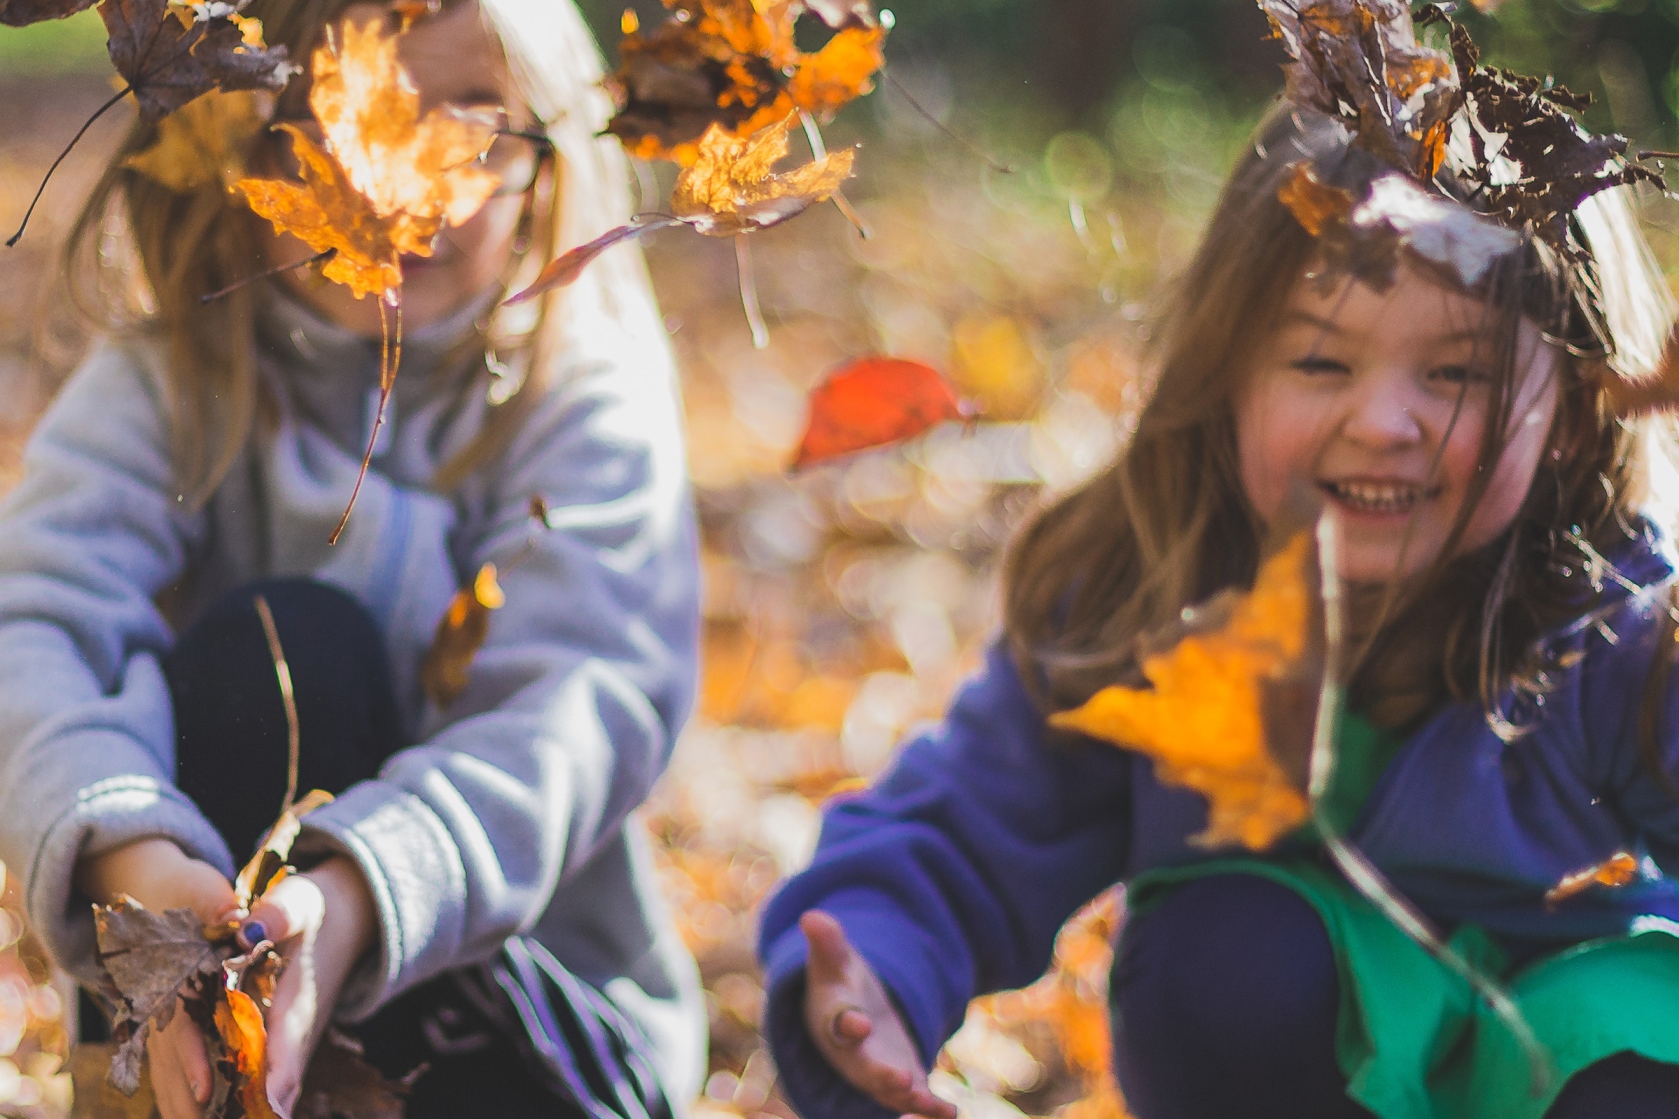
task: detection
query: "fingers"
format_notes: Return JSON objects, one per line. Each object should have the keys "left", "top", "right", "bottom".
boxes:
{"left": 800, "top": 910, "right": 855, "bottom": 986}
{"left": 147, "top": 1013, "right": 207, "bottom": 1119}
{"left": 242, "top": 872, "right": 325, "bottom": 950}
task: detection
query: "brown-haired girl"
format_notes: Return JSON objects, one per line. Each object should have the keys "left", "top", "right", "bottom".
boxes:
{"left": 0, "top": 3, "right": 702, "bottom": 1118}
{"left": 758, "top": 101, "right": 1679, "bottom": 1119}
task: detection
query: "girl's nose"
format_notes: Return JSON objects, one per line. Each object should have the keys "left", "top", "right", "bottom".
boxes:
{"left": 1338, "top": 371, "right": 1426, "bottom": 450}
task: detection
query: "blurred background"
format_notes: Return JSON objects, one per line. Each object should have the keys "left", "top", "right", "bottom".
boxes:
{"left": 5, "top": 1, "right": 1679, "bottom": 1116}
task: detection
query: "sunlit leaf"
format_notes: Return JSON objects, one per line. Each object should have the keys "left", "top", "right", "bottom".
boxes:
{"left": 671, "top": 114, "right": 854, "bottom": 236}
{"left": 420, "top": 562, "right": 506, "bottom": 708}
{"left": 215, "top": 989, "right": 282, "bottom": 1119}
{"left": 1050, "top": 532, "right": 1320, "bottom": 850}
{"left": 1544, "top": 851, "right": 1641, "bottom": 909}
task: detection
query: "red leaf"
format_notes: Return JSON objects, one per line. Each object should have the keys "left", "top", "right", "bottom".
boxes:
{"left": 790, "top": 357, "right": 967, "bottom": 471}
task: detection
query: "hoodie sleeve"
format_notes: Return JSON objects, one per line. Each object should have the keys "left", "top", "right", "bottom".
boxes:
{"left": 294, "top": 343, "right": 701, "bottom": 1019}
{"left": 0, "top": 345, "right": 225, "bottom": 989}
{"left": 756, "top": 646, "right": 1132, "bottom": 1119}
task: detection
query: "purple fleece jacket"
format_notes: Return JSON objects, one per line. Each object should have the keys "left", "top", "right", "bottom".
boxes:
{"left": 757, "top": 526, "right": 1679, "bottom": 1119}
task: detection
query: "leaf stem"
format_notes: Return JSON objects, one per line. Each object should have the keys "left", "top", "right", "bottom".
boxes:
{"left": 799, "top": 111, "right": 873, "bottom": 238}
{"left": 330, "top": 301, "right": 401, "bottom": 545}
{"left": 880, "top": 69, "right": 1015, "bottom": 175}
{"left": 252, "top": 594, "right": 299, "bottom": 819}
{"left": 735, "top": 236, "right": 769, "bottom": 350}
{"left": 6, "top": 85, "right": 133, "bottom": 248}
{"left": 201, "top": 250, "right": 335, "bottom": 304}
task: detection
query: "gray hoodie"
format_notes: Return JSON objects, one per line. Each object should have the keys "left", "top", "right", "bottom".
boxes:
{"left": 0, "top": 289, "right": 706, "bottom": 1098}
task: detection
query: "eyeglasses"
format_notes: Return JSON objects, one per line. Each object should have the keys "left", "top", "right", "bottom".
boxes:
{"left": 262, "top": 110, "right": 554, "bottom": 198}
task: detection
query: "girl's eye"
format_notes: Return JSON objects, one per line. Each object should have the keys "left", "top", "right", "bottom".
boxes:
{"left": 1431, "top": 364, "right": 1492, "bottom": 386}
{"left": 1290, "top": 356, "right": 1351, "bottom": 376}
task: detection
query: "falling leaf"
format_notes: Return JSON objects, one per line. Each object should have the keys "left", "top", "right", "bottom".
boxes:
{"left": 1258, "top": 0, "right": 1457, "bottom": 179}
{"left": 790, "top": 357, "right": 966, "bottom": 471}
{"left": 605, "top": 0, "right": 884, "bottom": 165}
{"left": 0, "top": 0, "right": 96, "bottom": 26}
{"left": 1050, "top": 532, "right": 1321, "bottom": 850}
{"left": 1277, "top": 162, "right": 1354, "bottom": 238}
{"left": 671, "top": 115, "right": 855, "bottom": 236}
{"left": 420, "top": 563, "right": 506, "bottom": 707}
{"left": 123, "top": 88, "right": 269, "bottom": 193}
{"left": 215, "top": 989, "right": 282, "bottom": 1119}
{"left": 1427, "top": 14, "right": 1663, "bottom": 261}
{"left": 785, "top": 25, "right": 886, "bottom": 122}
{"left": 504, "top": 216, "right": 682, "bottom": 305}
{"left": 234, "top": 17, "right": 500, "bottom": 301}
{"left": 296, "top": 1033, "right": 408, "bottom": 1119}
{"left": 1544, "top": 851, "right": 1641, "bottom": 909}
{"left": 234, "top": 788, "right": 335, "bottom": 911}
{"left": 100, "top": 0, "right": 294, "bottom": 124}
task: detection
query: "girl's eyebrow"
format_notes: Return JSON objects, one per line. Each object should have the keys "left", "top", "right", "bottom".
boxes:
{"left": 1281, "top": 308, "right": 1485, "bottom": 345}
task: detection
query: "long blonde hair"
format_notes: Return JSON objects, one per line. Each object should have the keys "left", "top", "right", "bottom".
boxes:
{"left": 1005, "top": 103, "right": 1679, "bottom": 730}
{"left": 62, "top": 0, "right": 662, "bottom": 502}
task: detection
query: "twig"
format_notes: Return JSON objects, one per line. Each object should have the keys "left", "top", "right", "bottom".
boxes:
{"left": 1307, "top": 512, "right": 1552, "bottom": 1098}
{"left": 201, "top": 250, "right": 335, "bottom": 304}
{"left": 330, "top": 300, "right": 401, "bottom": 544}
{"left": 252, "top": 594, "right": 299, "bottom": 819}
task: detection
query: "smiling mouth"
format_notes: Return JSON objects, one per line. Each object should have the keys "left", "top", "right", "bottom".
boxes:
{"left": 1320, "top": 479, "right": 1442, "bottom": 515}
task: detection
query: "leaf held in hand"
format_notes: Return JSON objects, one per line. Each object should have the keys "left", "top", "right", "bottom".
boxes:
{"left": 421, "top": 562, "right": 506, "bottom": 707}
{"left": 1050, "top": 532, "right": 1321, "bottom": 850}
{"left": 234, "top": 17, "right": 500, "bottom": 301}
{"left": 671, "top": 115, "right": 855, "bottom": 237}
{"left": 123, "top": 88, "right": 269, "bottom": 193}
{"left": 234, "top": 787, "right": 335, "bottom": 910}
{"left": 215, "top": 988, "right": 283, "bottom": 1119}
{"left": 1544, "top": 851, "right": 1642, "bottom": 909}
{"left": 790, "top": 357, "right": 966, "bottom": 471}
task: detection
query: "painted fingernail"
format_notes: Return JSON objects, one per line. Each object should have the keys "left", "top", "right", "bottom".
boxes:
{"left": 237, "top": 920, "right": 268, "bottom": 951}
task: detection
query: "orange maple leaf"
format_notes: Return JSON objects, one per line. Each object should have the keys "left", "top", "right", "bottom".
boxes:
{"left": 672, "top": 114, "right": 855, "bottom": 235}
{"left": 1049, "top": 532, "right": 1318, "bottom": 850}
{"left": 233, "top": 17, "right": 499, "bottom": 302}
{"left": 607, "top": 0, "right": 884, "bottom": 165}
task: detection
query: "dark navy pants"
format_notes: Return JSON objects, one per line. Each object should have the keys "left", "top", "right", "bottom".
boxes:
{"left": 1110, "top": 874, "right": 1679, "bottom": 1118}
{"left": 143, "top": 579, "right": 577, "bottom": 1119}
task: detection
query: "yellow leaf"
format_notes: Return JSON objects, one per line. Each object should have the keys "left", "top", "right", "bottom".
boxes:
{"left": 233, "top": 17, "right": 499, "bottom": 302}
{"left": 124, "top": 88, "right": 268, "bottom": 194}
{"left": 671, "top": 115, "right": 854, "bottom": 236}
{"left": 1049, "top": 532, "right": 1316, "bottom": 850}
{"left": 1544, "top": 851, "right": 1641, "bottom": 909}
{"left": 420, "top": 563, "right": 506, "bottom": 707}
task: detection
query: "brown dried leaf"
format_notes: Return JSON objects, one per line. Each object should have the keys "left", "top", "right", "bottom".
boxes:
{"left": 504, "top": 217, "right": 681, "bottom": 305}
{"left": 123, "top": 88, "right": 269, "bottom": 193}
{"left": 1307, "top": 172, "right": 1523, "bottom": 291}
{"left": 94, "top": 901, "right": 226, "bottom": 1034}
{"left": 1277, "top": 162, "right": 1354, "bottom": 237}
{"left": 101, "top": 0, "right": 294, "bottom": 124}
{"left": 0, "top": 0, "right": 96, "bottom": 26}
{"left": 1258, "top": 0, "right": 1457, "bottom": 178}
{"left": 297, "top": 1033, "right": 408, "bottom": 1119}
{"left": 420, "top": 563, "right": 505, "bottom": 707}
{"left": 671, "top": 115, "right": 855, "bottom": 236}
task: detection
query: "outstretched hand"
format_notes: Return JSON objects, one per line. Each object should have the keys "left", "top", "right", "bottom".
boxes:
{"left": 798, "top": 911, "right": 957, "bottom": 1119}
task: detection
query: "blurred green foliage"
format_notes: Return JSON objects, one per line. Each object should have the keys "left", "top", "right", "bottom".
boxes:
{"left": 0, "top": 9, "right": 107, "bottom": 77}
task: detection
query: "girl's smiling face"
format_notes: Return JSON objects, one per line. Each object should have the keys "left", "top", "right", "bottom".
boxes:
{"left": 1235, "top": 264, "right": 1562, "bottom": 584}
{"left": 255, "top": 0, "right": 544, "bottom": 335}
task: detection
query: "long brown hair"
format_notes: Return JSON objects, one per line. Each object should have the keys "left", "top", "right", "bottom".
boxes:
{"left": 59, "top": 0, "right": 659, "bottom": 504}
{"left": 1005, "top": 103, "right": 1678, "bottom": 731}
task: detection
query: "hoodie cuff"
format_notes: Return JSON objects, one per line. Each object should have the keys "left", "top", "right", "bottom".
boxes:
{"left": 294, "top": 779, "right": 467, "bottom": 1021}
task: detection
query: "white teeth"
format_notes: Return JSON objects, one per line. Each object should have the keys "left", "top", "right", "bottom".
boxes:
{"left": 1325, "top": 481, "right": 1430, "bottom": 514}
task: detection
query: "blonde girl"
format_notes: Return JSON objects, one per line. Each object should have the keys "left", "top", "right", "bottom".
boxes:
{"left": 759, "top": 104, "right": 1679, "bottom": 1119}
{"left": 0, "top": 2, "right": 703, "bottom": 1117}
